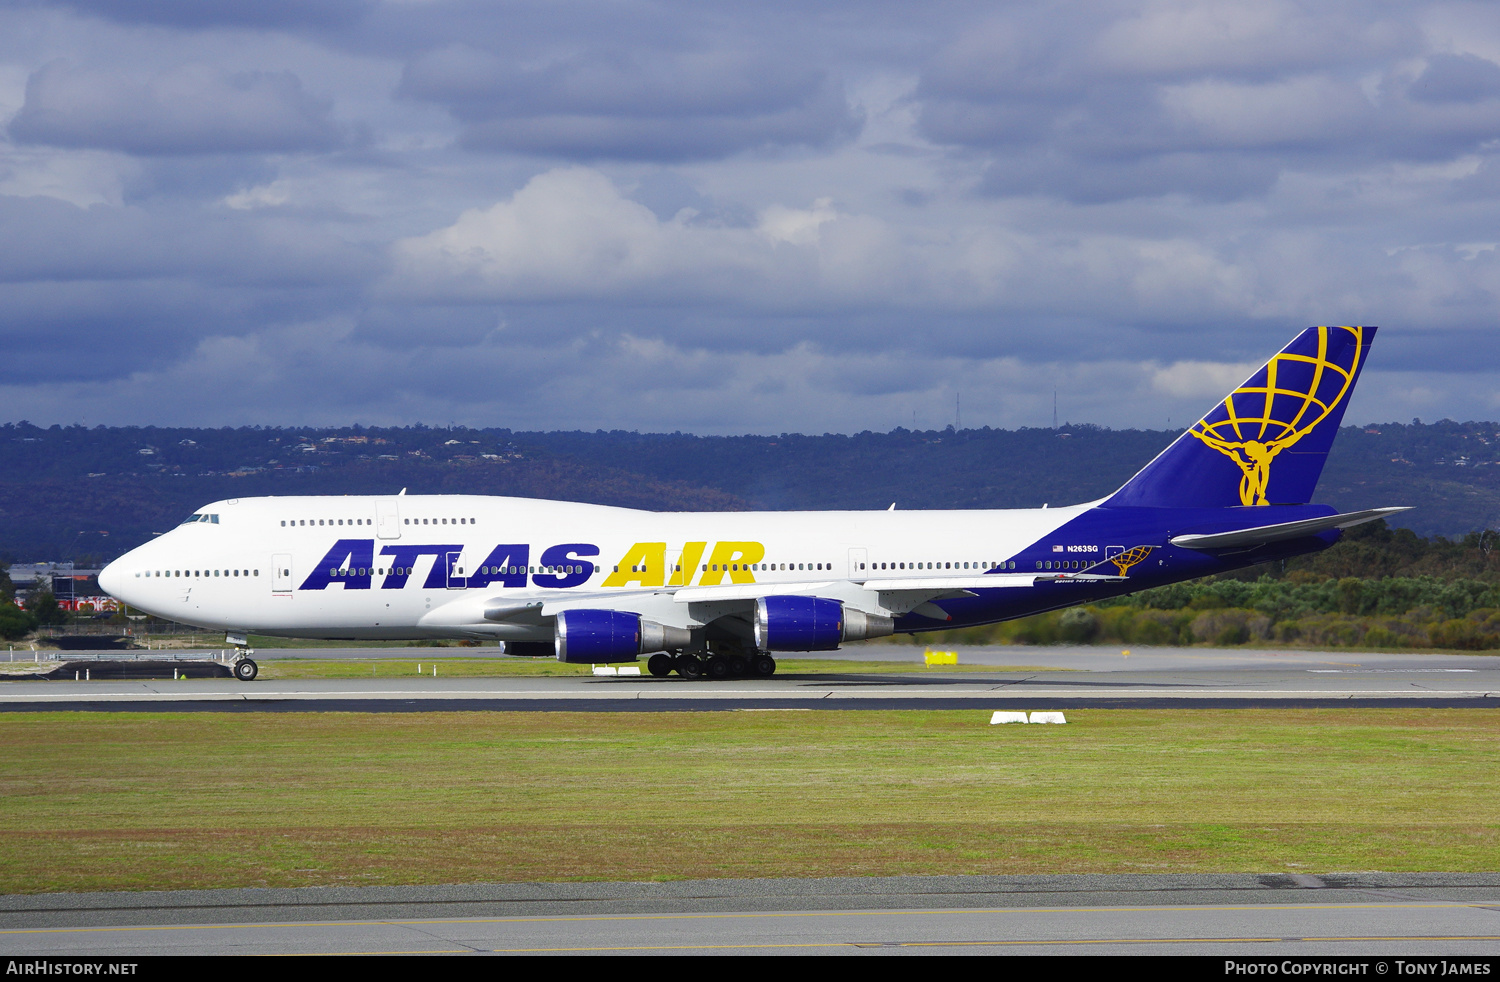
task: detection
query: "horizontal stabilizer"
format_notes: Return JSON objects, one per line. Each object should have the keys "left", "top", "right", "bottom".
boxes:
{"left": 1168, "top": 506, "right": 1411, "bottom": 550}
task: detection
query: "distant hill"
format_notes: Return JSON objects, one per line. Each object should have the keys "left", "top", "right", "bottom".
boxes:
{"left": 1, "top": 418, "right": 1497, "bottom": 563}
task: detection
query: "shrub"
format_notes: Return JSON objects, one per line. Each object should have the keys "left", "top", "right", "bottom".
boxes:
{"left": 1130, "top": 609, "right": 1184, "bottom": 645}
{"left": 0, "top": 602, "right": 33, "bottom": 641}
{"left": 1058, "top": 607, "right": 1099, "bottom": 643}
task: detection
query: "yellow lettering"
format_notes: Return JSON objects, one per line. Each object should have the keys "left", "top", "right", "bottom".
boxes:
{"left": 667, "top": 543, "right": 707, "bottom": 586}
{"left": 602, "top": 542, "right": 667, "bottom": 588}
{"left": 698, "top": 542, "right": 766, "bottom": 585}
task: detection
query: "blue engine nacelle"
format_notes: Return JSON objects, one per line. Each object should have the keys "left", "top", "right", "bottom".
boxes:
{"left": 754, "top": 596, "right": 844, "bottom": 651}
{"left": 554, "top": 609, "right": 693, "bottom": 663}
{"left": 754, "top": 596, "right": 896, "bottom": 651}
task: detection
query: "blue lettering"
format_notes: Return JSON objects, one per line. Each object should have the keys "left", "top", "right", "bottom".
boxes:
{"left": 467, "top": 544, "right": 531, "bottom": 588}
{"left": 532, "top": 543, "right": 598, "bottom": 589}
{"left": 378, "top": 544, "right": 461, "bottom": 589}
{"left": 299, "top": 539, "right": 375, "bottom": 591}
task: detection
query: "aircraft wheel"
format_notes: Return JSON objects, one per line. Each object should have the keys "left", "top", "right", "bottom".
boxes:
{"left": 234, "top": 658, "right": 258, "bottom": 682}
{"left": 705, "top": 655, "right": 730, "bottom": 679}
{"left": 726, "top": 654, "right": 748, "bottom": 677}
{"left": 647, "top": 653, "right": 674, "bottom": 677}
{"left": 751, "top": 654, "right": 776, "bottom": 677}
{"left": 676, "top": 655, "right": 704, "bottom": 679}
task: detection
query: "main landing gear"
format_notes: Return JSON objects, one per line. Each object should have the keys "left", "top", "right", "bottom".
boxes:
{"left": 647, "top": 650, "right": 775, "bottom": 679}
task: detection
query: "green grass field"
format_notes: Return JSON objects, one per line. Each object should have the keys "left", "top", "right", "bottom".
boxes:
{"left": 1, "top": 708, "right": 1497, "bottom": 894}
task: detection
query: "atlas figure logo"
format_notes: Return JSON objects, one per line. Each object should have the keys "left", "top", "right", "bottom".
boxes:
{"left": 1187, "top": 325, "right": 1366, "bottom": 506}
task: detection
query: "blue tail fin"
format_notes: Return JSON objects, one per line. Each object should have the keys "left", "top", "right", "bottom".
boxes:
{"left": 1108, "top": 325, "right": 1376, "bottom": 509}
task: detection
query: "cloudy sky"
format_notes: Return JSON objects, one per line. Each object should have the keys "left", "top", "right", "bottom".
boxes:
{"left": 1, "top": 0, "right": 1498, "bottom": 434}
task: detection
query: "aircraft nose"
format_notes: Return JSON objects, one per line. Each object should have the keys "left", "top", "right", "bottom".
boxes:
{"left": 98, "top": 560, "right": 125, "bottom": 600}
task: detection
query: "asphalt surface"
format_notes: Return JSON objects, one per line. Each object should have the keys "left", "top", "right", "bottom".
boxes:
{"left": 4, "top": 874, "right": 1500, "bottom": 955}
{"left": 1, "top": 646, "right": 1498, "bottom": 711}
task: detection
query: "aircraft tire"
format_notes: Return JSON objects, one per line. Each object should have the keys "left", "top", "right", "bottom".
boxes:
{"left": 726, "top": 654, "right": 748, "bottom": 676}
{"left": 234, "top": 658, "right": 258, "bottom": 682}
{"left": 676, "top": 655, "right": 704, "bottom": 679}
{"left": 647, "top": 653, "right": 674, "bottom": 677}
{"left": 751, "top": 654, "right": 776, "bottom": 677}
{"left": 705, "top": 655, "right": 730, "bottom": 679}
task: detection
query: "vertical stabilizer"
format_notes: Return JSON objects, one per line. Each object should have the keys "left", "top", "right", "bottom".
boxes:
{"left": 1108, "top": 326, "right": 1376, "bottom": 509}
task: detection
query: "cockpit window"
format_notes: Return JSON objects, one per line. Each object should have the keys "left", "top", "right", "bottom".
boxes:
{"left": 181, "top": 514, "right": 203, "bottom": 525}
{"left": 179, "top": 513, "right": 220, "bottom": 525}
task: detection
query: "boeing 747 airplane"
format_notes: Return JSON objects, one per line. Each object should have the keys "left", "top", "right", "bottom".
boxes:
{"left": 99, "top": 326, "right": 1405, "bottom": 681}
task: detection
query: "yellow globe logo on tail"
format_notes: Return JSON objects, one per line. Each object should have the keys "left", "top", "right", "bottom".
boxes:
{"left": 1186, "top": 325, "right": 1366, "bottom": 506}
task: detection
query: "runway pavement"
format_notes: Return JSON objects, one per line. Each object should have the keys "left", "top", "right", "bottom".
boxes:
{"left": 1, "top": 647, "right": 1497, "bottom": 711}
{"left": 4, "top": 874, "right": 1500, "bottom": 955}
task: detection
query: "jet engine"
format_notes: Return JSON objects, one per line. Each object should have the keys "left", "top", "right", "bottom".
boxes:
{"left": 554, "top": 609, "right": 693, "bottom": 663}
{"left": 753, "top": 596, "right": 895, "bottom": 651}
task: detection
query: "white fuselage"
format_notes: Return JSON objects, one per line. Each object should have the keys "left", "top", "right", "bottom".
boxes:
{"left": 99, "top": 493, "right": 1090, "bottom": 640}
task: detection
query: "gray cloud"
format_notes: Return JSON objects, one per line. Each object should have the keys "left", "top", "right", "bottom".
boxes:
{"left": 399, "top": 45, "right": 863, "bottom": 160}
{"left": 9, "top": 61, "right": 347, "bottom": 155}
{"left": 1409, "top": 53, "right": 1500, "bottom": 104}
{"left": 53, "top": 0, "right": 373, "bottom": 31}
{"left": 913, "top": 3, "right": 1500, "bottom": 203}
{"left": 1, "top": 0, "right": 1499, "bottom": 434}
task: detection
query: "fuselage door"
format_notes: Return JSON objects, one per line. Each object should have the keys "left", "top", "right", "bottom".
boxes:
{"left": 273, "top": 554, "right": 292, "bottom": 594}
{"left": 446, "top": 550, "right": 466, "bottom": 589}
{"left": 848, "top": 547, "right": 868, "bottom": 578}
{"left": 376, "top": 499, "right": 402, "bottom": 540}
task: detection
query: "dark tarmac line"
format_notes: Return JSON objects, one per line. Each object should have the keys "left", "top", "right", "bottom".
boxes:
{"left": 4, "top": 647, "right": 1500, "bottom": 712}
{"left": 4, "top": 874, "right": 1500, "bottom": 956}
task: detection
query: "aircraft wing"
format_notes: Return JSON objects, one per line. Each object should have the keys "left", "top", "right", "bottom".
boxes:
{"left": 434, "top": 569, "right": 1133, "bottom": 635}
{"left": 1168, "top": 506, "right": 1411, "bottom": 550}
